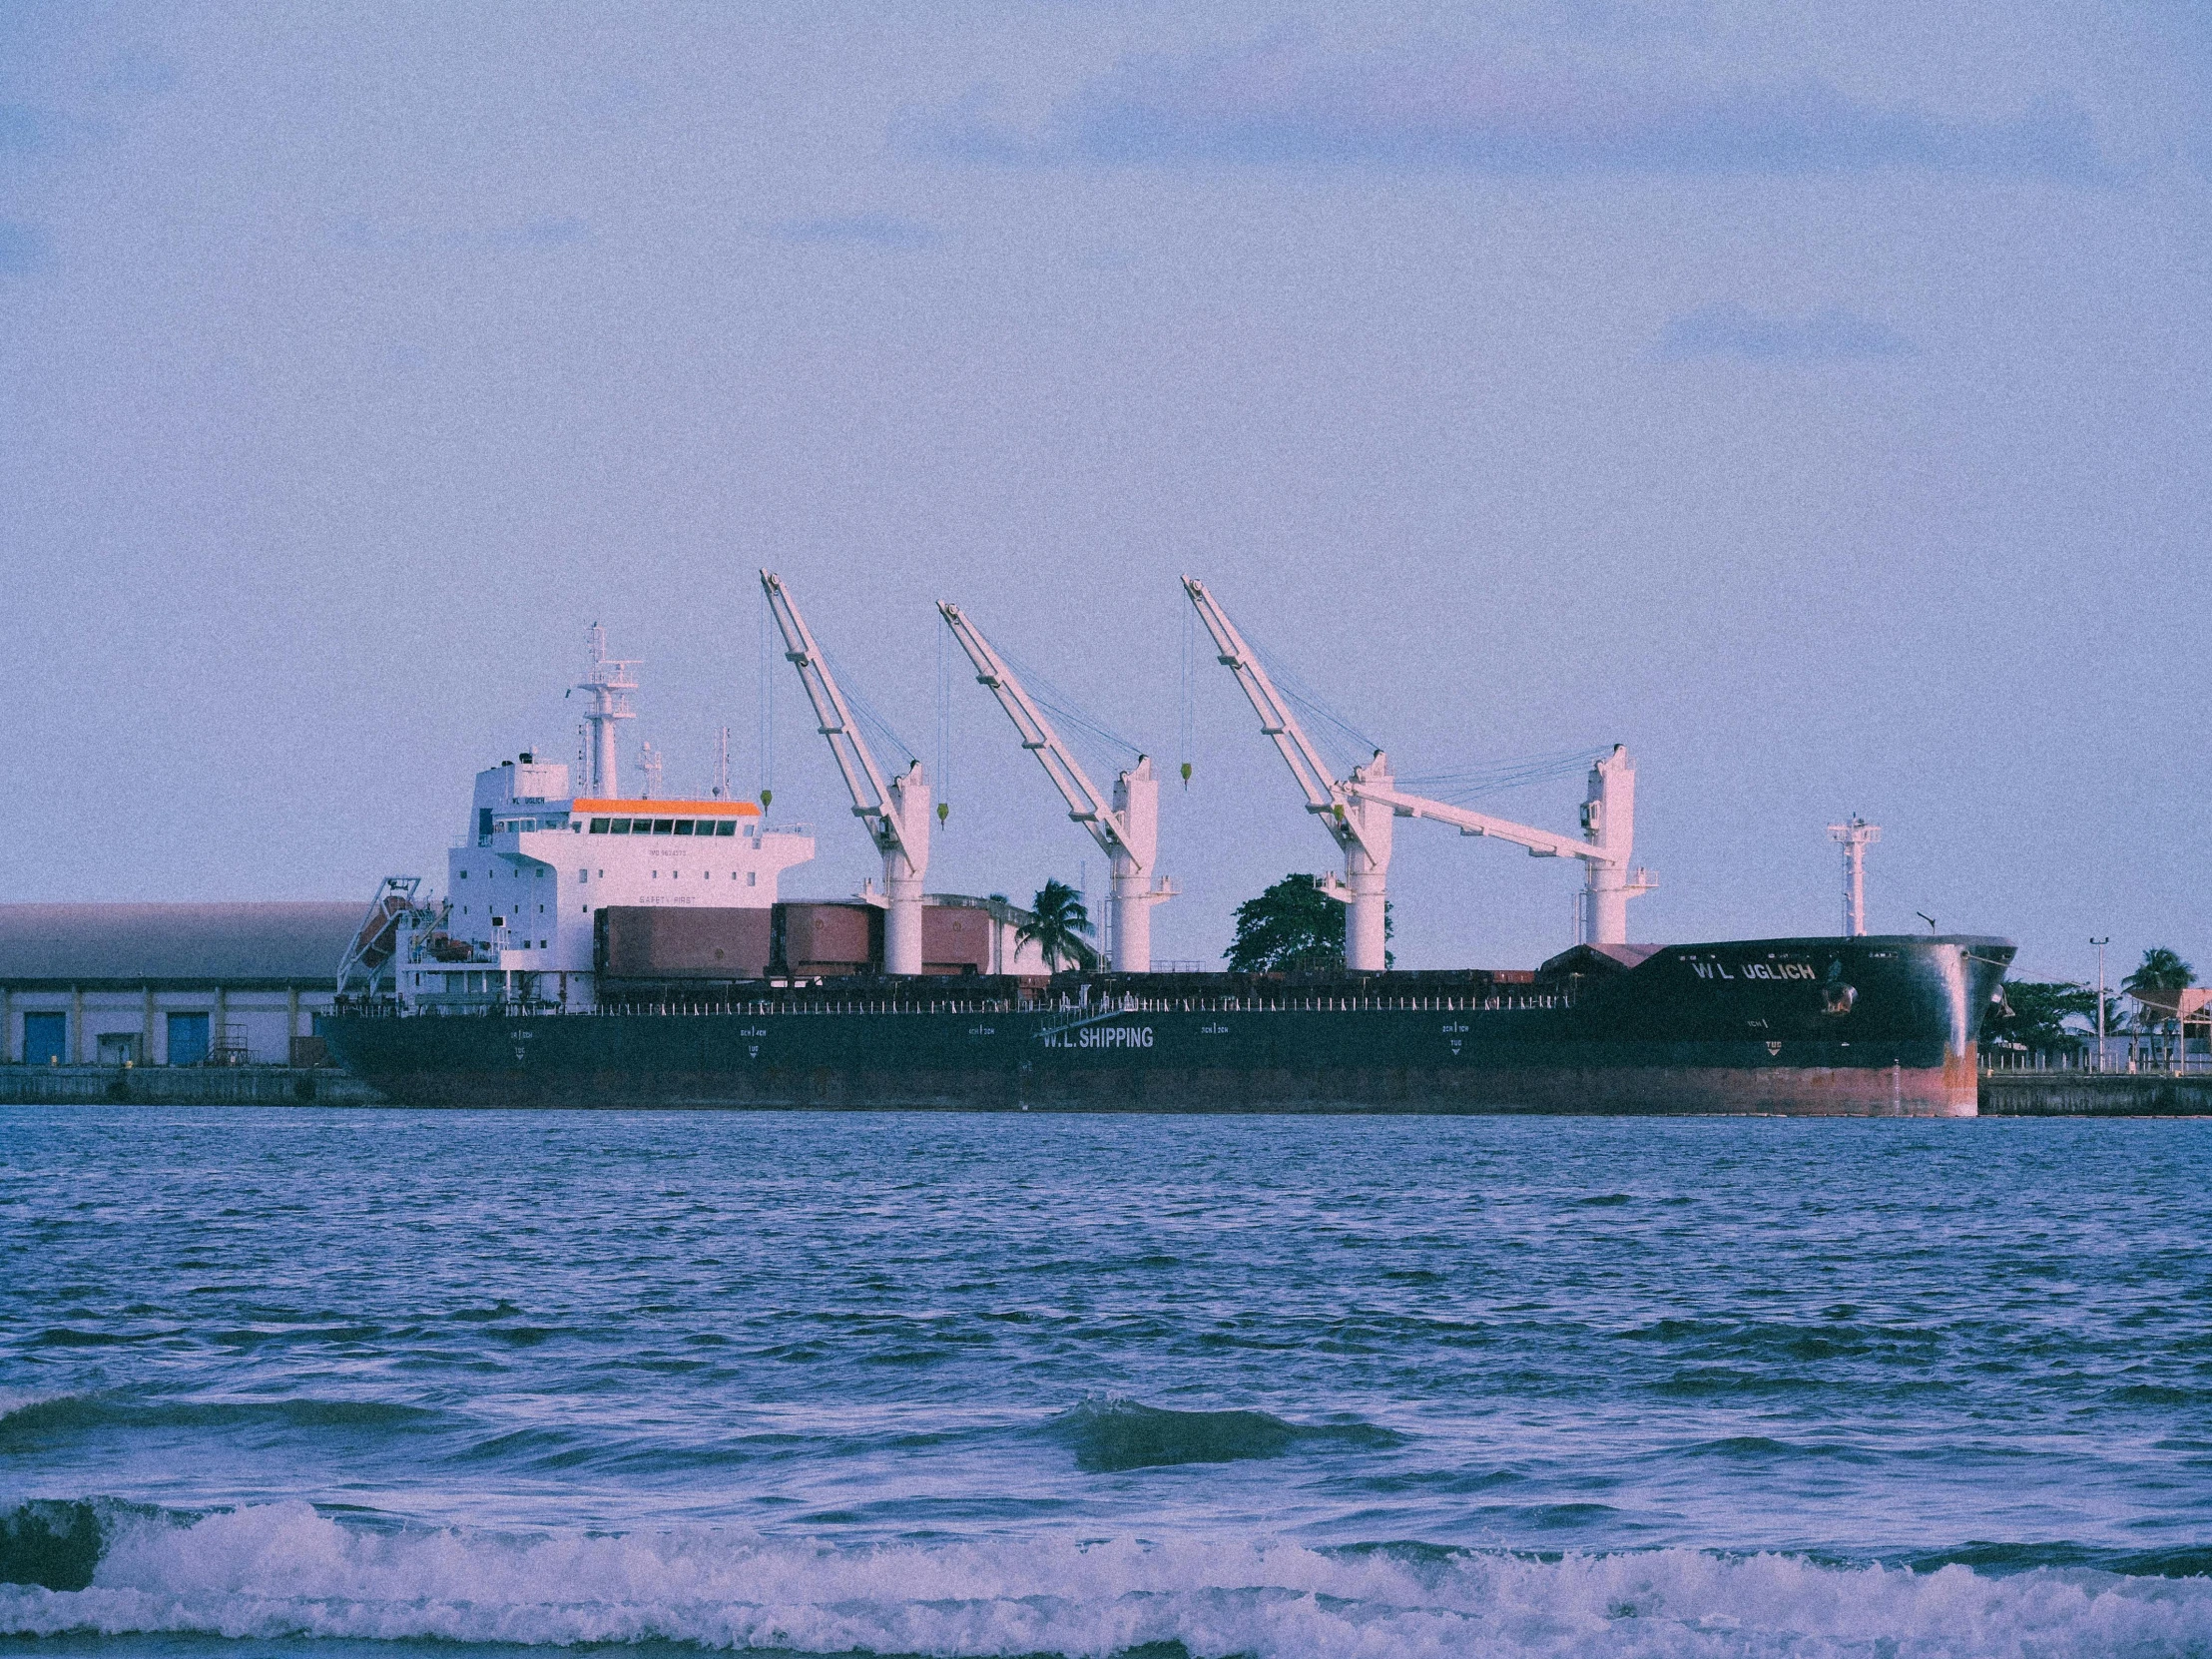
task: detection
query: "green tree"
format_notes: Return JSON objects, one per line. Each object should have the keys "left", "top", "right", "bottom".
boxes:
{"left": 1224, "top": 874, "right": 1392, "bottom": 972}
{"left": 1018, "top": 878, "right": 1098, "bottom": 972}
{"left": 1982, "top": 980, "right": 2097, "bottom": 1054}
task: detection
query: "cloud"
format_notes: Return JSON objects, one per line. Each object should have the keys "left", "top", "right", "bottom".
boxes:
{"left": 480, "top": 216, "right": 587, "bottom": 250}
{"left": 769, "top": 214, "right": 939, "bottom": 251}
{"left": 0, "top": 220, "right": 52, "bottom": 276}
{"left": 100, "top": 52, "right": 178, "bottom": 97}
{"left": 1654, "top": 302, "right": 1917, "bottom": 362}
{"left": 904, "top": 44, "right": 2104, "bottom": 181}
{"left": 0, "top": 104, "right": 58, "bottom": 154}
{"left": 330, "top": 216, "right": 590, "bottom": 254}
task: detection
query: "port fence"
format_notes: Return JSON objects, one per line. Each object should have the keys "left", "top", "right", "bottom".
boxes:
{"left": 1981, "top": 1038, "right": 2212, "bottom": 1077}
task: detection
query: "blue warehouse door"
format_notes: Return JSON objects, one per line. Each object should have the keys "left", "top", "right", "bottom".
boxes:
{"left": 22, "top": 1013, "right": 65, "bottom": 1065}
{"left": 167, "top": 1012, "right": 210, "bottom": 1066}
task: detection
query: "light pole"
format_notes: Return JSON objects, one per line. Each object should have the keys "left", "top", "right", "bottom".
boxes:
{"left": 2092, "top": 936, "right": 2109, "bottom": 1073}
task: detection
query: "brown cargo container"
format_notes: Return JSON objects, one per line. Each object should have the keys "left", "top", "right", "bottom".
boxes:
{"left": 595, "top": 906, "right": 773, "bottom": 980}
{"left": 922, "top": 904, "right": 994, "bottom": 975}
{"left": 774, "top": 902, "right": 882, "bottom": 977}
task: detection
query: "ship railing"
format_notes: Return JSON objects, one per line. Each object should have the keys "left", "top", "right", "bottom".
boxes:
{"left": 569, "top": 990, "right": 1570, "bottom": 1017}
{"left": 405, "top": 942, "right": 502, "bottom": 965}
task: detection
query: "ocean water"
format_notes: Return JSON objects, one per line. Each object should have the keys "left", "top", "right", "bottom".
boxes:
{"left": 4, "top": 1107, "right": 2210, "bottom": 1659}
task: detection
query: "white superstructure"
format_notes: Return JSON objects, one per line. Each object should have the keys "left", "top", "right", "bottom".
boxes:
{"left": 390, "top": 639, "right": 815, "bottom": 1011}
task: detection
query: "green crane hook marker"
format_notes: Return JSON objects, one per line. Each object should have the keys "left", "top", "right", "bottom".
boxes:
{"left": 760, "top": 789, "right": 773, "bottom": 809}
{"left": 937, "top": 802, "right": 949, "bottom": 825}
{"left": 1180, "top": 761, "right": 1192, "bottom": 790}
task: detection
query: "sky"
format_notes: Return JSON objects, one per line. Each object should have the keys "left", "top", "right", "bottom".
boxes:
{"left": 4, "top": 0, "right": 2207, "bottom": 987}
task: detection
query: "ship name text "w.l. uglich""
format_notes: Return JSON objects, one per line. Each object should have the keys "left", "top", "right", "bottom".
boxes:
{"left": 1688, "top": 960, "right": 1821, "bottom": 982}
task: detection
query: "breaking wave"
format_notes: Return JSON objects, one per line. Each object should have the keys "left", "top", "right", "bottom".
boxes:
{"left": 3, "top": 1498, "right": 2210, "bottom": 1658}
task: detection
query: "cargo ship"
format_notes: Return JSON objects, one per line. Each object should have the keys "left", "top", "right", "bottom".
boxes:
{"left": 324, "top": 938, "right": 2012, "bottom": 1115}
{"left": 318, "top": 596, "right": 2014, "bottom": 1116}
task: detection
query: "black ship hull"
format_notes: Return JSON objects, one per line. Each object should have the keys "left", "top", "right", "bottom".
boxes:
{"left": 320, "top": 935, "right": 2013, "bottom": 1116}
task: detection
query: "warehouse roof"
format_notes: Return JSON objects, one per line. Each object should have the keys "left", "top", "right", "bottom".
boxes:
{"left": 0, "top": 903, "right": 362, "bottom": 988}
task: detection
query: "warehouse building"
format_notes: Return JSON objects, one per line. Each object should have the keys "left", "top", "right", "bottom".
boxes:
{"left": 0, "top": 903, "right": 365, "bottom": 1067}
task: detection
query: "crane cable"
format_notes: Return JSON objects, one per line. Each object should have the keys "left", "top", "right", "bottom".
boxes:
{"left": 1179, "top": 603, "right": 1195, "bottom": 790}
{"left": 1398, "top": 746, "right": 1615, "bottom": 806}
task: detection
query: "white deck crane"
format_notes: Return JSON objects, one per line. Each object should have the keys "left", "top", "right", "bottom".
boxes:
{"left": 1181, "top": 577, "right": 1397, "bottom": 971}
{"left": 761, "top": 571, "right": 933, "bottom": 975}
{"left": 937, "top": 601, "right": 1174, "bottom": 973}
{"left": 1345, "top": 747, "right": 1655, "bottom": 947}
{"left": 1184, "top": 577, "right": 1655, "bottom": 955}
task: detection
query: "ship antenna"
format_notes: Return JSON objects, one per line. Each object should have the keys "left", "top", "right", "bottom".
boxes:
{"left": 575, "top": 623, "right": 639, "bottom": 798}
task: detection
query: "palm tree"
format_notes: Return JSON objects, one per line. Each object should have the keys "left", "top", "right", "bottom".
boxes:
{"left": 2123, "top": 947, "right": 2196, "bottom": 1067}
{"left": 2123, "top": 947, "right": 2195, "bottom": 996}
{"left": 1017, "top": 878, "right": 1098, "bottom": 972}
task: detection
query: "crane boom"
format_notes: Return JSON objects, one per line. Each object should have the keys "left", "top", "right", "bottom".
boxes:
{"left": 761, "top": 571, "right": 931, "bottom": 974}
{"left": 1181, "top": 579, "right": 1652, "bottom": 957}
{"left": 1356, "top": 746, "right": 1654, "bottom": 946}
{"left": 1178, "top": 576, "right": 1371, "bottom": 854}
{"left": 1346, "top": 784, "right": 1594, "bottom": 862}
{"left": 937, "top": 601, "right": 1172, "bottom": 973}
{"left": 937, "top": 602, "right": 1126, "bottom": 855}
{"left": 1181, "top": 575, "right": 1393, "bottom": 970}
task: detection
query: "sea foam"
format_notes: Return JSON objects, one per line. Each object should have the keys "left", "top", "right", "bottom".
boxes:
{"left": 3, "top": 1499, "right": 2209, "bottom": 1658}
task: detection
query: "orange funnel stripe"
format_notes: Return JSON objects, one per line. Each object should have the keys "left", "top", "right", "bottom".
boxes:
{"left": 571, "top": 799, "right": 762, "bottom": 817}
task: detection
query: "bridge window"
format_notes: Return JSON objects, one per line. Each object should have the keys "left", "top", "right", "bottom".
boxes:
{"left": 715, "top": 821, "right": 736, "bottom": 837}
{"left": 589, "top": 819, "right": 610, "bottom": 833}
{"left": 653, "top": 819, "right": 674, "bottom": 834}
{"left": 675, "top": 820, "right": 696, "bottom": 835}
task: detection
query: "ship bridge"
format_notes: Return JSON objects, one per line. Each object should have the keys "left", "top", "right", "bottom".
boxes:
{"left": 388, "top": 754, "right": 815, "bottom": 1013}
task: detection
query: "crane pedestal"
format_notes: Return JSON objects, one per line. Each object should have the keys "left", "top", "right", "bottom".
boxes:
{"left": 1342, "top": 765, "right": 1395, "bottom": 973}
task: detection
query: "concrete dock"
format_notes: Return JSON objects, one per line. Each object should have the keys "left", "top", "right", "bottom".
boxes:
{"left": 0, "top": 1064, "right": 384, "bottom": 1106}
{"left": 1978, "top": 1072, "right": 2212, "bottom": 1116}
